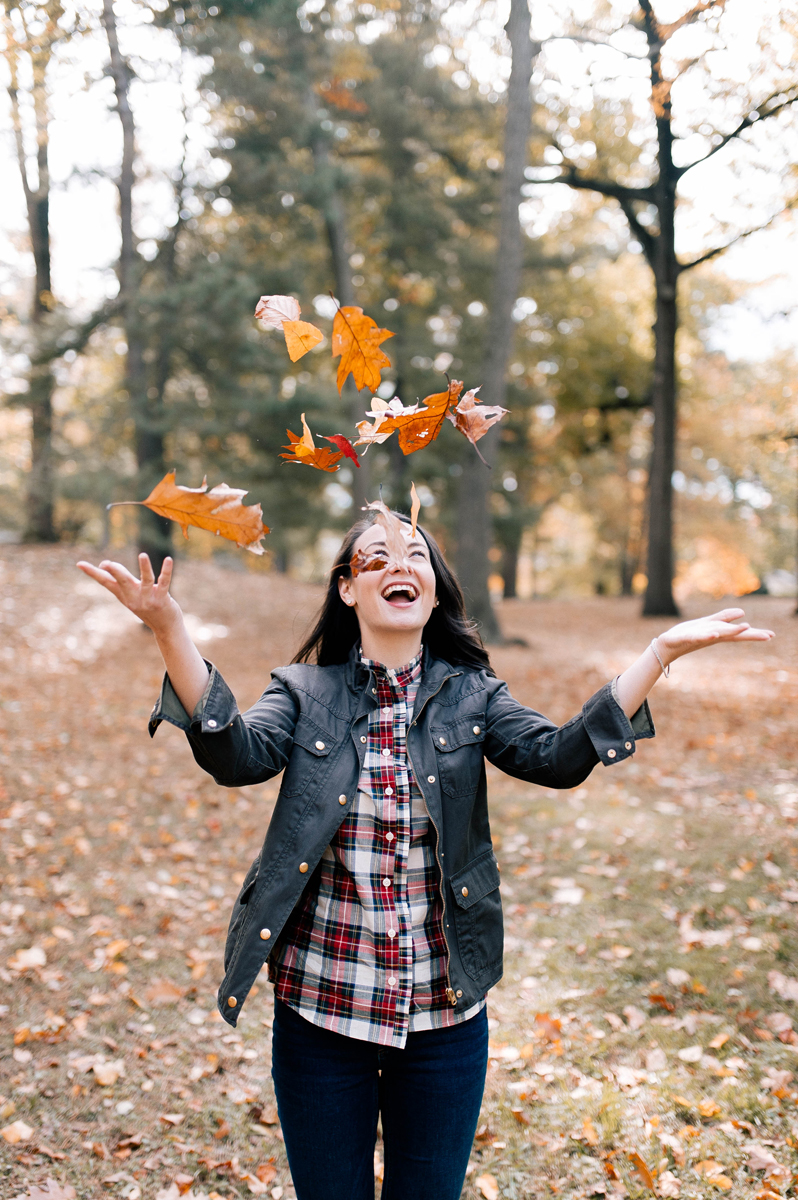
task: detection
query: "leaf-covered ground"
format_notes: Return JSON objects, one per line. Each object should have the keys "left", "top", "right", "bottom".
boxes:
{"left": 1, "top": 546, "right": 797, "bottom": 1200}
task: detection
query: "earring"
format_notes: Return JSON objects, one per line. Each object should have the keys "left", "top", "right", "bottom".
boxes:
{"left": 433, "top": 598, "right": 439, "bottom": 607}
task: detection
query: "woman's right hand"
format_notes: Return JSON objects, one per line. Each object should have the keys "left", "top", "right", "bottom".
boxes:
{"left": 76, "top": 553, "right": 182, "bottom": 635}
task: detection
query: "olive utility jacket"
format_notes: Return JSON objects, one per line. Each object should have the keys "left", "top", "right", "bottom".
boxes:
{"left": 149, "top": 647, "right": 654, "bottom": 1028}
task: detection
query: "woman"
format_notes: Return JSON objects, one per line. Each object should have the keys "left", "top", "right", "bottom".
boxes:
{"left": 77, "top": 510, "right": 773, "bottom": 1200}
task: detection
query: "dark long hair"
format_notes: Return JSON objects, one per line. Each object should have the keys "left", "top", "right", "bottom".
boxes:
{"left": 293, "top": 511, "right": 494, "bottom": 673}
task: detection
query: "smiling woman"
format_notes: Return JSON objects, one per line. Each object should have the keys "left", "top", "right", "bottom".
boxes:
{"left": 75, "top": 510, "right": 774, "bottom": 1200}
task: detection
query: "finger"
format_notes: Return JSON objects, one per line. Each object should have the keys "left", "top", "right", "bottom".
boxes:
{"left": 76, "top": 561, "right": 121, "bottom": 591}
{"left": 99, "top": 560, "right": 140, "bottom": 587}
{"left": 139, "top": 553, "right": 155, "bottom": 586}
{"left": 156, "top": 556, "right": 174, "bottom": 590}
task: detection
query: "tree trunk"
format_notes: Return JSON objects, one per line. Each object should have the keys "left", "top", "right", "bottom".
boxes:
{"left": 102, "top": 0, "right": 171, "bottom": 577}
{"left": 311, "top": 129, "right": 372, "bottom": 513}
{"left": 5, "top": 5, "right": 58, "bottom": 542}
{"left": 501, "top": 541, "right": 519, "bottom": 599}
{"left": 455, "top": 0, "right": 534, "bottom": 641}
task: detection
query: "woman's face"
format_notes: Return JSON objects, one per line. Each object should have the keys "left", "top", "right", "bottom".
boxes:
{"left": 338, "top": 523, "right": 437, "bottom": 648}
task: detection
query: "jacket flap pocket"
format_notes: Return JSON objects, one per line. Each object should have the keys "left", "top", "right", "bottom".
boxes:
{"left": 450, "top": 851, "right": 500, "bottom": 910}
{"left": 292, "top": 722, "right": 336, "bottom": 756}
{"left": 432, "top": 714, "right": 486, "bottom": 752}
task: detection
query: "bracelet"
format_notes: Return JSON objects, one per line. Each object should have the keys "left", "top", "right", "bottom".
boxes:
{"left": 650, "top": 637, "right": 670, "bottom": 677}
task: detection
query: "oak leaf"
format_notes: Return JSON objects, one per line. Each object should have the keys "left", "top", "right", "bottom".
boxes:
{"left": 332, "top": 305, "right": 394, "bottom": 393}
{"left": 254, "top": 294, "right": 324, "bottom": 363}
{"left": 116, "top": 471, "right": 269, "bottom": 555}
{"left": 280, "top": 414, "right": 343, "bottom": 473}
{"left": 446, "top": 386, "right": 508, "bottom": 463}
{"left": 357, "top": 380, "right": 463, "bottom": 455}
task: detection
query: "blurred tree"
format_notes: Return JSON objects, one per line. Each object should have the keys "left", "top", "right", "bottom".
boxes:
{"left": 3, "top": 0, "right": 64, "bottom": 542}
{"left": 537, "top": 0, "right": 798, "bottom": 615}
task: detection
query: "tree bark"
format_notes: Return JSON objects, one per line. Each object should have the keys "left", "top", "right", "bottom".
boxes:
{"left": 455, "top": 0, "right": 534, "bottom": 641}
{"left": 102, "top": 0, "right": 171, "bottom": 576}
{"left": 5, "top": 3, "right": 58, "bottom": 542}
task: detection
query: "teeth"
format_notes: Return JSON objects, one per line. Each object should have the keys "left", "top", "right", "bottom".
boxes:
{"left": 383, "top": 583, "right": 418, "bottom": 600}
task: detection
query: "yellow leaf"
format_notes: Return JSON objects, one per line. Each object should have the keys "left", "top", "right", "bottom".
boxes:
{"left": 698, "top": 1099, "right": 722, "bottom": 1118}
{"left": 135, "top": 471, "right": 269, "bottom": 554}
{"left": 283, "top": 319, "right": 324, "bottom": 362}
{"left": 583, "top": 1116, "right": 600, "bottom": 1146}
{"left": 475, "top": 1174, "right": 499, "bottom": 1200}
{"left": 708, "top": 1033, "right": 729, "bottom": 1049}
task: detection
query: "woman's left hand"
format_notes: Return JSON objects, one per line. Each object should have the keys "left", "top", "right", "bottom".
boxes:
{"left": 657, "top": 608, "right": 775, "bottom": 665}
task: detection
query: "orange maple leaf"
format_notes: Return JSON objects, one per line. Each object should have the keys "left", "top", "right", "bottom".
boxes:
{"left": 315, "top": 77, "right": 368, "bottom": 114}
{"left": 446, "top": 386, "right": 508, "bottom": 463}
{"left": 332, "top": 305, "right": 394, "bottom": 394}
{"left": 280, "top": 413, "right": 343, "bottom": 473}
{"left": 254, "top": 294, "right": 324, "bottom": 363}
{"left": 110, "top": 470, "right": 269, "bottom": 554}
{"left": 358, "top": 379, "right": 463, "bottom": 455}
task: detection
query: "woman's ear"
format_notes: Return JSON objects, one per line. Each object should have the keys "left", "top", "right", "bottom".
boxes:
{"left": 338, "top": 575, "right": 355, "bottom": 607}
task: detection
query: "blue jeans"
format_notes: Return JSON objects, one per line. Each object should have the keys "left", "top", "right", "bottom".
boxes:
{"left": 271, "top": 998, "right": 489, "bottom": 1200}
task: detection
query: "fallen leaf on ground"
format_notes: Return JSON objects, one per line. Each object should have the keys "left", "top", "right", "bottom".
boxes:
{"left": 159, "top": 1112, "right": 185, "bottom": 1126}
{"left": 2, "top": 1120, "right": 34, "bottom": 1144}
{"left": 112, "top": 472, "right": 268, "bottom": 554}
{"left": 583, "top": 1116, "right": 600, "bottom": 1145}
{"left": 767, "top": 970, "right": 798, "bottom": 1002}
{"left": 747, "top": 1143, "right": 789, "bottom": 1181}
{"left": 281, "top": 416, "right": 343, "bottom": 473}
{"left": 7, "top": 946, "right": 46, "bottom": 971}
{"left": 475, "top": 1174, "right": 499, "bottom": 1200}
{"left": 627, "top": 1149, "right": 655, "bottom": 1189}
{"left": 12, "top": 1180, "right": 77, "bottom": 1200}
{"left": 446, "top": 386, "right": 508, "bottom": 462}
{"left": 699, "top": 1099, "right": 722, "bottom": 1118}
{"left": 332, "top": 305, "right": 394, "bottom": 393}
{"left": 656, "top": 1169, "right": 681, "bottom": 1198}
{"left": 144, "top": 980, "right": 185, "bottom": 1005}
{"left": 709, "top": 1032, "right": 730, "bottom": 1049}
{"left": 93, "top": 1059, "right": 125, "bottom": 1086}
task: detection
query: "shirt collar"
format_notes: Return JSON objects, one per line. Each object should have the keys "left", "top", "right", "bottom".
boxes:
{"left": 359, "top": 647, "right": 423, "bottom": 692}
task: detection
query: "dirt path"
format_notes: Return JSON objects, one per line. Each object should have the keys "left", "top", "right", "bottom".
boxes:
{"left": 1, "top": 546, "right": 797, "bottom": 1199}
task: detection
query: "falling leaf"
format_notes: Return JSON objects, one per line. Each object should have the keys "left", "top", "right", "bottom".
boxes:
{"left": 111, "top": 471, "right": 268, "bottom": 554}
{"left": 254, "top": 295, "right": 324, "bottom": 363}
{"left": 281, "top": 416, "right": 343, "bottom": 473}
{"left": 583, "top": 1116, "right": 600, "bottom": 1145}
{"left": 355, "top": 397, "right": 422, "bottom": 448}
{"left": 321, "top": 434, "right": 360, "bottom": 467}
{"left": 93, "top": 1059, "right": 125, "bottom": 1087}
{"left": 410, "top": 481, "right": 421, "bottom": 537}
{"left": 283, "top": 320, "right": 324, "bottom": 362}
{"left": 446, "top": 386, "right": 508, "bottom": 463}
{"left": 358, "top": 380, "right": 463, "bottom": 455}
{"left": 475, "top": 1174, "right": 499, "bottom": 1200}
{"left": 7, "top": 946, "right": 46, "bottom": 971}
{"left": 2, "top": 1119, "right": 34, "bottom": 1144}
{"left": 627, "top": 1150, "right": 655, "bottom": 1189}
{"left": 332, "top": 305, "right": 394, "bottom": 393}
{"left": 349, "top": 499, "right": 413, "bottom": 576}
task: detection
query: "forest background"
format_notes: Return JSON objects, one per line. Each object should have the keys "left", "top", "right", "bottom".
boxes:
{"left": 2, "top": 0, "right": 798, "bottom": 630}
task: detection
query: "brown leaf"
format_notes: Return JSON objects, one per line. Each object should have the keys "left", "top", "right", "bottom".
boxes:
{"left": 510, "top": 1107, "right": 530, "bottom": 1125}
{"left": 475, "top": 1174, "right": 499, "bottom": 1200}
{"left": 213, "top": 1119, "right": 231, "bottom": 1140}
{"left": 158, "top": 1113, "right": 185, "bottom": 1126}
{"left": 583, "top": 1116, "right": 600, "bottom": 1146}
{"left": 92, "top": 1059, "right": 125, "bottom": 1087}
{"left": 280, "top": 416, "right": 343, "bottom": 473}
{"left": 2, "top": 1119, "right": 34, "bottom": 1144}
{"left": 698, "top": 1099, "right": 722, "bottom": 1119}
{"left": 446, "top": 386, "right": 508, "bottom": 462}
{"left": 131, "top": 471, "right": 268, "bottom": 554}
{"left": 12, "top": 1180, "right": 77, "bottom": 1200}
{"left": 627, "top": 1149, "right": 656, "bottom": 1190}
{"left": 254, "top": 294, "right": 300, "bottom": 328}
{"left": 535, "top": 1012, "right": 562, "bottom": 1042}
{"left": 144, "top": 979, "right": 185, "bottom": 1006}
{"left": 359, "top": 380, "right": 463, "bottom": 455}
{"left": 332, "top": 305, "right": 394, "bottom": 393}
{"left": 255, "top": 1163, "right": 277, "bottom": 1183}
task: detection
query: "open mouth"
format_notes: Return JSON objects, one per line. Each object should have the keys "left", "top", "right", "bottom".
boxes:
{"left": 381, "top": 581, "right": 420, "bottom": 605}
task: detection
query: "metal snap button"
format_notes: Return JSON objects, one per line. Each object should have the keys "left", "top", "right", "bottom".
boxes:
{"left": 625, "top": 741, "right": 632, "bottom": 750}
{"left": 360, "top": 736, "right": 367, "bottom": 744}
{"left": 473, "top": 725, "right": 481, "bottom": 735}
{"left": 438, "top": 736, "right": 447, "bottom": 745}
{"left": 607, "top": 748, "right": 617, "bottom": 758}
{"left": 372, "top": 687, "right": 377, "bottom": 694}
{"left": 299, "top": 862, "right": 309, "bottom": 873}
{"left": 427, "top": 775, "right": 435, "bottom": 783}
{"left": 259, "top": 928, "right": 271, "bottom": 941}
{"left": 315, "top": 740, "right": 325, "bottom": 750}
{"left": 456, "top": 989, "right": 463, "bottom": 998}
{"left": 207, "top": 719, "right": 217, "bottom": 728}
{"left": 227, "top": 996, "right": 237, "bottom": 1007}
{"left": 338, "top": 794, "right": 347, "bottom": 805}
{"left": 461, "top": 886, "right": 469, "bottom": 897}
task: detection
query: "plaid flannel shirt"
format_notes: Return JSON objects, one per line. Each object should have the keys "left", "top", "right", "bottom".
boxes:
{"left": 269, "top": 650, "right": 485, "bottom": 1048}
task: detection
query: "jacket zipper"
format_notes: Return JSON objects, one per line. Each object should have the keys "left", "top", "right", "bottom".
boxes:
{"left": 407, "top": 672, "right": 460, "bottom": 1006}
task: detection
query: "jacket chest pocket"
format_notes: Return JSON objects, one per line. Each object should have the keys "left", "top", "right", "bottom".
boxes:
{"left": 430, "top": 713, "right": 486, "bottom": 797}
{"left": 280, "top": 720, "right": 337, "bottom": 797}
{"left": 449, "top": 850, "right": 503, "bottom": 980}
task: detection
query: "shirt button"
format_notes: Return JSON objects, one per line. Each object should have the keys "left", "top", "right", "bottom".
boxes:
{"left": 299, "top": 862, "right": 309, "bottom": 873}
{"left": 383, "top": 877, "right": 391, "bottom": 888}
{"left": 382, "top": 748, "right": 391, "bottom": 757}
{"left": 387, "top": 929, "right": 396, "bottom": 938}
{"left": 473, "top": 725, "right": 481, "bottom": 735}
{"left": 625, "top": 741, "right": 632, "bottom": 750}
{"left": 438, "top": 736, "right": 447, "bottom": 746}
{"left": 338, "top": 794, "right": 347, "bottom": 805}
{"left": 207, "top": 719, "right": 217, "bottom": 728}
{"left": 360, "top": 736, "right": 367, "bottom": 744}
{"left": 383, "top": 707, "right": 391, "bottom": 715}
{"left": 386, "top": 832, "right": 394, "bottom": 842}
{"left": 607, "top": 748, "right": 617, "bottom": 759}
{"left": 427, "top": 775, "right": 435, "bottom": 784}
{"left": 315, "top": 740, "right": 325, "bottom": 750}
{"left": 388, "top": 976, "right": 397, "bottom": 987}
{"left": 260, "top": 928, "right": 271, "bottom": 940}
{"left": 385, "top": 786, "right": 393, "bottom": 795}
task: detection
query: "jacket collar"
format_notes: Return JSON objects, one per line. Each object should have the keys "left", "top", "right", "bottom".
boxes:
{"left": 345, "top": 642, "right": 459, "bottom": 706}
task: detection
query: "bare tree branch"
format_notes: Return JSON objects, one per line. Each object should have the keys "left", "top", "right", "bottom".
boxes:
{"left": 617, "top": 195, "right": 657, "bottom": 265}
{"left": 656, "top": 0, "right": 727, "bottom": 42}
{"left": 678, "top": 201, "right": 797, "bottom": 273}
{"left": 677, "top": 90, "right": 798, "bottom": 177}
{"left": 540, "top": 32, "right": 647, "bottom": 60}
{"left": 534, "top": 163, "right": 656, "bottom": 204}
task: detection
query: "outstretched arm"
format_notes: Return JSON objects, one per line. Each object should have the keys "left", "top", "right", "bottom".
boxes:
{"left": 76, "top": 553, "right": 210, "bottom": 716}
{"left": 615, "top": 607, "right": 775, "bottom": 718}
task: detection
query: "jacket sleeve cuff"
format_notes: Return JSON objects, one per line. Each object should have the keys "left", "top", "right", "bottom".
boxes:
{"left": 580, "top": 679, "right": 655, "bottom": 766}
{"left": 148, "top": 662, "right": 240, "bottom": 737}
